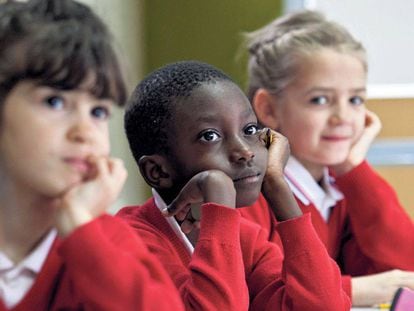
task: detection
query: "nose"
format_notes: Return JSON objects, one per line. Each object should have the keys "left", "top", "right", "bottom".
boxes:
{"left": 329, "top": 101, "right": 351, "bottom": 125}
{"left": 229, "top": 137, "right": 255, "bottom": 163}
{"left": 67, "top": 114, "right": 95, "bottom": 144}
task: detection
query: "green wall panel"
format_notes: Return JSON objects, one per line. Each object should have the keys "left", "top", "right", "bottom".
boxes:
{"left": 144, "top": 1, "right": 282, "bottom": 88}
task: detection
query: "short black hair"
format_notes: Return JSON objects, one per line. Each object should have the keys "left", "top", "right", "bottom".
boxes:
{"left": 125, "top": 60, "right": 233, "bottom": 165}
{"left": 0, "top": 0, "right": 126, "bottom": 106}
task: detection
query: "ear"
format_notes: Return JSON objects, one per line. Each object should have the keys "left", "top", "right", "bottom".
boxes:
{"left": 138, "top": 155, "right": 174, "bottom": 189}
{"left": 252, "top": 88, "right": 280, "bottom": 129}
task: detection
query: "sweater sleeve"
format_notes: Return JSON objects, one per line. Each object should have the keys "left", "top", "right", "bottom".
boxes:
{"left": 121, "top": 203, "right": 249, "bottom": 311}
{"left": 247, "top": 213, "right": 351, "bottom": 311}
{"left": 58, "top": 214, "right": 184, "bottom": 311}
{"left": 335, "top": 160, "right": 414, "bottom": 274}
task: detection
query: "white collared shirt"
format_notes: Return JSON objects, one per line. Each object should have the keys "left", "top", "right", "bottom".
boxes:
{"left": 0, "top": 229, "right": 57, "bottom": 308}
{"left": 284, "top": 157, "right": 344, "bottom": 222}
{"left": 153, "top": 189, "right": 194, "bottom": 254}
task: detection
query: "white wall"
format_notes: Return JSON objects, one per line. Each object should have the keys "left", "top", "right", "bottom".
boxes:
{"left": 284, "top": 0, "right": 414, "bottom": 99}
{"left": 79, "top": 0, "right": 150, "bottom": 213}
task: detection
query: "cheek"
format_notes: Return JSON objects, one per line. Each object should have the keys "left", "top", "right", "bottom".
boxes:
{"left": 353, "top": 111, "right": 367, "bottom": 140}
{"left": 97, "top": 126, "right": 111, "bottom": 155}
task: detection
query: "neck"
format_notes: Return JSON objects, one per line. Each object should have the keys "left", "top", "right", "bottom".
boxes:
{"left": 295, "top": 157, "right": 325, "bottom": 182}
{"left": 0, "top": 182, "right": 57, "bottom": 264}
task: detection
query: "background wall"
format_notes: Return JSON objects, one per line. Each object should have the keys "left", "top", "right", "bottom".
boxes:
{"left": 143, "top": 0, "right": 282, "bottom": 87}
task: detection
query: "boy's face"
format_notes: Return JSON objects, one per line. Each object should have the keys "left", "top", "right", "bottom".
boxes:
{"left": 166, "top": 81, "right": 268, "bottom": 207}
{"left": 0, "top": 80, "right": 113, "bottom": 198}
{"left": 274, "top": 49, "right": 366, "bottom": 178}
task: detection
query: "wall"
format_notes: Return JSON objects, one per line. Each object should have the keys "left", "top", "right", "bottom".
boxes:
{"left": 143, "top": 0, "right": 282, "bottom": 87}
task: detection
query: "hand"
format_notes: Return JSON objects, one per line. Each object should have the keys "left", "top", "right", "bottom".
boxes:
{"left": 260, "top": 128, "right": 290, "bottom": 180}
{"left": 332, "top": 110, "right": 382, "bottom": 176}
{"left": 260, "top": 129, "right": 302, "bottom": 221}
{"left": 54, "top": 156, "right": 127, "bottom": 236}
{"left": 163, "top": 170, "right": 236, "bottom": 234}
{"left": 352, "top": 269, "right": 414, "bottom": 306}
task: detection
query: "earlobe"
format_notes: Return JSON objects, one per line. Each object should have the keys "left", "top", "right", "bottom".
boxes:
{"left": 252, "top": 88, "right": 280, "bottom": 129}
{"left": 138, "top": 155, "right": 173, "bottom": 189}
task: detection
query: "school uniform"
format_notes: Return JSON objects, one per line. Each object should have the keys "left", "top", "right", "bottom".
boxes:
{"left": 0, "top": 215, "right": 184, "bottom": 311}
{"left": 240, "top": 156, "right": 414, "bottom": 300}
{"left": 117, "top": 189, "right": 350, "bottom": 311}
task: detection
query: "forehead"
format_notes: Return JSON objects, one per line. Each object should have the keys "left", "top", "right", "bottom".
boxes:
{"left": 293, "top": 49, "right": 366, "bottom": 87}
{"left": 175, "top": 80, "right": 252, "bottom": 118}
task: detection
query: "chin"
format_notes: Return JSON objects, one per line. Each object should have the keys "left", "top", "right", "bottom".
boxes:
{"left": 235, "top": 191, "right": 260, "bottom": 208}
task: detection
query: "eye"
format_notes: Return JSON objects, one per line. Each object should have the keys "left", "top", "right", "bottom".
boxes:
{"left": 44, "top": 95, "right": 64, "bottom": 110}
{"left": 244, "top": 123, "right": 259, "bottom": 136}
{"left": 310, "top": 96, "right": 328, "bottom": 105}
{"left": 350, "top": 96, "right": 365, "bottom": 106}
{"left": 91, "top": 106, "right": 111, "bottom": 120}
{"left": 199, "top": 130, "right": 220, "bottom": 142}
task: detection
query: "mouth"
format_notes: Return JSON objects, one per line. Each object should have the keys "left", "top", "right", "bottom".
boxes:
{"left": 321, "top": 135, "right": 351, "bottom": 141}
{"left": 63, "top": 157, "right": 91, "bottom": 174}
{"left": 233, "top": 171, "right": 261, "bottom": 184}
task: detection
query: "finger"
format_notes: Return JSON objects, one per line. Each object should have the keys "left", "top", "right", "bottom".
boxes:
{"left": 90, "top": 155, "right": 110, "bottom": 178}
{"left": 164, "top": 179, "right": 203, "bottom": 216}
{"left": 181, "top": 219, "right": 195, "bottom": 234}
{"left": 258, "top": 128, "right": 269, "bottom": 147}
{"left": 175, "top": 205, "right": 191, "bottom": 221}
{"left": 107, "top": 158, "right": 128, "bottom": 184}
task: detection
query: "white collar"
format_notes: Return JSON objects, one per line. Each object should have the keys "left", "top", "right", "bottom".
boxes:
{"left": 153, "top": 189, "right": 194, "bottom": 254}
{"left": 0, "top": 228, "right": 57, "bottom": 278}
{"left": 284, "top": 157, "right": 343, "bottom": 221}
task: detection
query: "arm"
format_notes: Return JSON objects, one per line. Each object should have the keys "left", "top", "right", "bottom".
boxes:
{"left": 328, "top": 109, "right": 414, "bottom": 270}
{"left": 59, "top": 215, "right": 184, "bottom": 311}
{"left": 254, "top": 130, "right": 350, "bottom": 309}
{"left": 53, "top": 156, "right": 184, "bottom": 310}
{"left": 260, "top": 130, "right": 302, "bottom": 221}
{"left": 336, "top": 161, "right": 414, "bottom": 272}
{"left": 246, "top": 214, "right": 350, "bottom": 311}
{"left": 121, "top": 202, "right": 249, "bottom": 311}
{"left": 134, "top": 170, "right": 250, "bottom": 310}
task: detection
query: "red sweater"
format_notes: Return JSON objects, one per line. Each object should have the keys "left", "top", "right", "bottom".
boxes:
{"left": 117, "top": 198, "right": 350, "bottom": 311}
{"left": 240, "top": 161, "right": 414, "bottom": 299}
{"left": 0, "top": 215, "right": 184, "bottom": 311}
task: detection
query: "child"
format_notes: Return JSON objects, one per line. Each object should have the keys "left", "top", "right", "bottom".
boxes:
{"left": 117, "top": 60, "right": 351, "bottom": 310}
{"left": 0, "top": 0, "right": 184, "bottom": 310}
{"left": 240, "top": 10, "right": 414, "bottom": 306}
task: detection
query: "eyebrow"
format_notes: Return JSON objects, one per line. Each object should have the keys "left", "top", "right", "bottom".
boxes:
{"left": 195, "top": 107, "right": 255, "bottom": 123}
{"left": 305, "top": 87, "right": 367, "bottom": 95}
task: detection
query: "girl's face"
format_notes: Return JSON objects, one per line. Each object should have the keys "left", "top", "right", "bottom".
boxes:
{"left": 273, "top": 49, "right": 366, "bottom": 179}
{"left": 0, "top": 80, "right": 113, "bottom": 198}
{"left": 166, "top": 81, "right": 268, "bottom": 207}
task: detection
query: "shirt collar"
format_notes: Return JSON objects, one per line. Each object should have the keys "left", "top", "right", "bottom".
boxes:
{"left": 152, "top": 188, "right": 194, "bottom": 254}
{"left": 284, "top": 156, "right": 343, "bottom": 221}
{"left": 0, "top": 228, "right": 57, "bottom": 276}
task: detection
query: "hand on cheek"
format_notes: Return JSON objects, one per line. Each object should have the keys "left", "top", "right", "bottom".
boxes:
{"left": 261, "top": 129, "right": 290, "bottom": 187}
{"left": 54, "top": 156, "right": 127, "bottom": 237}
{"left": 332, "top": 110, "right": 382, "bottom": 176}
{"left": 164, "top": 170, "right": 236, "bottom": 234}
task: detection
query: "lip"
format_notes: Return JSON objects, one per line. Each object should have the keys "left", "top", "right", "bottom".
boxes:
{"left": 321, "top": 135, "right": 351, "bottom": 141}
{"left": 63, "top": 157, "right": 91, "bottom": 174}
{"left": 233, "top": 171, "right": 262, "bottom": 184}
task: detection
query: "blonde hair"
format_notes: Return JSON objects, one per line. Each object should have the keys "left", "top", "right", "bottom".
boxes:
{"left": 244, "top": 10, "right": 367, "bottom": 101}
